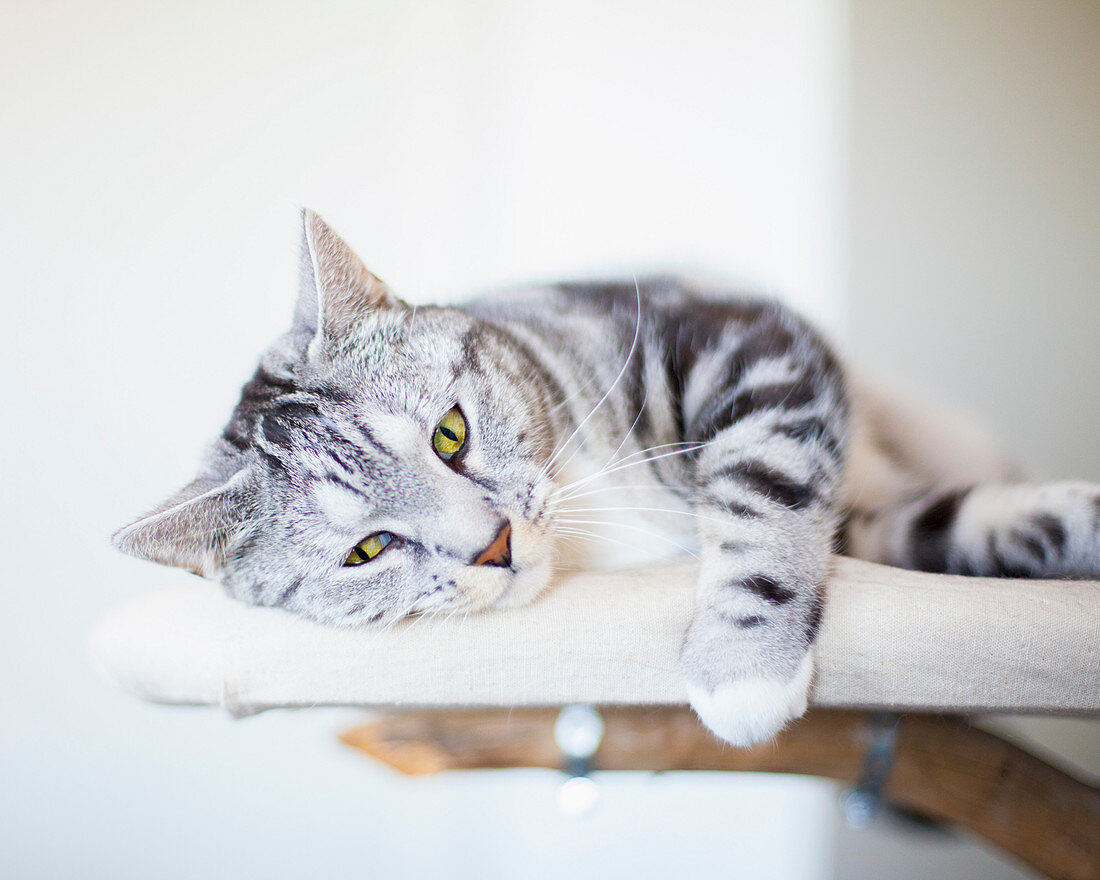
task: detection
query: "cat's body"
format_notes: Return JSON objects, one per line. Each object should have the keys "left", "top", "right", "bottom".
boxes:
{"left": 115, "top": 211, "right": 1100, "bottom": 746}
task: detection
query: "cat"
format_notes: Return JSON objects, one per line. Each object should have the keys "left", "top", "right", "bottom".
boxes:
{"left": 113, "top": 210, "right": 1100, "bottom": 747}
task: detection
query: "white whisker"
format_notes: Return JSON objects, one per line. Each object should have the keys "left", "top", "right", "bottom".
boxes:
{"left": 553, "top": 517, "right": 699, "bottom": 558}
{"left": 549, "top": 440, "right": 705, "bottom": 504}
{"left": 559, "top": 505, "right": 735, "bottom": 529}
{"left": 550, "top": 482, "right": 690, "bottom": 505}
{"left": 551, "top": 524, "right": 660, "bottom": 556}
{"left": 550, "top": 442, "right": 706, "bottom": 499}
{"left": 593, "top": 380, "right": 648, "bottom": 477}
{"left": 538, "top": 278, "right": 643, "bottom": 481}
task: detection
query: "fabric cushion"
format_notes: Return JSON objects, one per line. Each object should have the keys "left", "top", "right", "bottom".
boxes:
{"left": 89, "top": 556, "right": 1100, "bottom": 717}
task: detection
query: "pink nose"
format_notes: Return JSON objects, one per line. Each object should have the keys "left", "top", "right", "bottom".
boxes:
{"left": 474, "top": 522, "right": 512, "bottom": 567}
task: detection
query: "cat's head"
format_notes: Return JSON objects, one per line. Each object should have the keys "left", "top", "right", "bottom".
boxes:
{"left": 113, "top": 211, "right": 561, "bottom": 625}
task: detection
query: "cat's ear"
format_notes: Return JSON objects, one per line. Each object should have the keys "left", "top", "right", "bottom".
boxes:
{"left": 112, "top": 471, "right": 255, "bottom": 577}
{"left": 295, "top": 209, "right": 400, "bottom": 346}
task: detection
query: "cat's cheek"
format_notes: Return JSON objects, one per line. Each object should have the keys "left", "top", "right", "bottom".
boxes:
{"left": 451, "top": 568, "right": 515, "bottom": 611}
{"left": 491, "top": 555, "right": 555, "bottom": 609}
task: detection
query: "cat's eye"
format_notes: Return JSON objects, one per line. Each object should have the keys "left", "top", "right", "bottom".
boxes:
{"left": 344, "top": 532, "right": 393, "bottom": 566}
{"left": 432, "top": 407, "right": 467, "bottom": 460}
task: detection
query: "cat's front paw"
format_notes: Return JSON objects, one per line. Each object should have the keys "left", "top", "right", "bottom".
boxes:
{"left": 685, "top": 652, "right": 814, "bottom": 747}
{"left": 679, "top": 602, "right": 816, "bottom": 746}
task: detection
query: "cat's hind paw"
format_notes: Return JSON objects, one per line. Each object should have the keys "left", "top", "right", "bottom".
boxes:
{"left": 686, "top": 651, "right": 814, "bottom": 747}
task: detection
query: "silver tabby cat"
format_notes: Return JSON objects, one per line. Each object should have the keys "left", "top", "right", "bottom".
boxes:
{"left": 115, "top": 211, "right": 1100, "bottom": 746}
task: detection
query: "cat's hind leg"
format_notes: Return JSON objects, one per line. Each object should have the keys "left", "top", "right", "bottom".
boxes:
{"left": 848, "top": 481, "right": 1100, "bottom": 578}
{"left": 844, "top": 377, "right": 1100, "bottom": 578}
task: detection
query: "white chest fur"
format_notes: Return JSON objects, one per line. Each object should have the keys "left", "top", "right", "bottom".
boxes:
{"left": 550, "top": 448, "right": 699, "bottom": 570}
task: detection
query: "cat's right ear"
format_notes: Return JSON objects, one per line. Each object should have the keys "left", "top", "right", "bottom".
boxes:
{"left": 294, "top": 209, "right": 400, "bottom": 349}
{"left": 112, "top": 471, "right": 254, "bottom": 578}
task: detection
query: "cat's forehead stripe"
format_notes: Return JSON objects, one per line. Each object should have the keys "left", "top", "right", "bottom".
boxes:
{"left": 222, "top": 364, "right": 300, "bottom": 451}
{"left": 258, "top": 403, "right": 402, "bottom": 480}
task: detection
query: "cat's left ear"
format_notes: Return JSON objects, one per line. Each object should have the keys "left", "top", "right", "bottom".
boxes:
{"left": 111, "top": 470, "right": 255, "bottom": 578}
{"left": 295, "top": 209, "right": 402, "bottom": 347}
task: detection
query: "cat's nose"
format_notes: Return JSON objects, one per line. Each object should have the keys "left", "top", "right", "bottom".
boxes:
{"left": 473, "top": 522, "right": 512, "bottom": 568}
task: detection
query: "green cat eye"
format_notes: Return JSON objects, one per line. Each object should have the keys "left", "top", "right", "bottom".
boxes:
{"left": 344, "top": 532, "right": 393, "bottom": 566}
{"left": 433, "top": 407, "right": 467, "bottom": 459}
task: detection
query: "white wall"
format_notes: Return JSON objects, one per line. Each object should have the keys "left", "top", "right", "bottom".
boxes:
{"left": 1, "top": 2, "right": 846, "bottom": 878}
{"left": 850, "top": 0, "right": 1100, "bottom": 483}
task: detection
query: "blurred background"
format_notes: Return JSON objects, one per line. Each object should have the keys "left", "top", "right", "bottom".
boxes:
{"left": 2, "top": 0, "right": 1097, "bottom": 877}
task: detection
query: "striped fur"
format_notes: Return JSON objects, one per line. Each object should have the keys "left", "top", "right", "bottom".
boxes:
{"left": 114, "top": 212, "right": 1100, "bottom": 747}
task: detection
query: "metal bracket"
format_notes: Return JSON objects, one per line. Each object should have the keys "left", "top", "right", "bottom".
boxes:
{"left": 839, "top": 711, "right": 901, "bottom": 828}
{"left": 554, "top": 704, "right": 604, "bottom": 773}
{"left": 554, "top": 705, "right": 605, "bottom": 814}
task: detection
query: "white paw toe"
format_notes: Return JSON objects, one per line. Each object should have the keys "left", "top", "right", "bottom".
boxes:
{"left": 687, "top": 652, "right": 814, "bottom": 747}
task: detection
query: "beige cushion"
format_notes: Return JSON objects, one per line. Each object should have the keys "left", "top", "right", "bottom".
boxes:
{"left": 89, "top": 557, "right": 1100, "bottom": 717}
